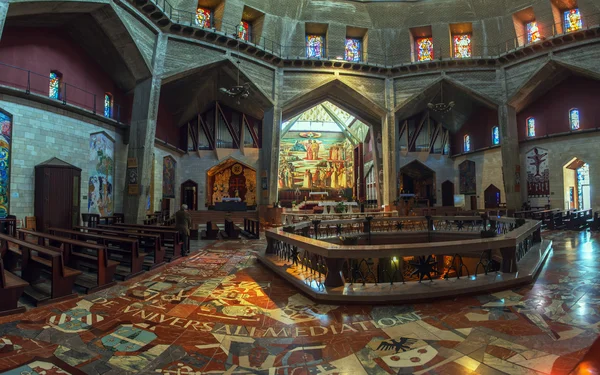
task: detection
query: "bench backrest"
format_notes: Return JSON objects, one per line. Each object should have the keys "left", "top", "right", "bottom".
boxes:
{"left": 0, "top": 233, "right": 65, "bottom": 276}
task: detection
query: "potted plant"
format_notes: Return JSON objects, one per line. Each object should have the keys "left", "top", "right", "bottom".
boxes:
{"left": 334, "top": 202, "right": 345, "bottom": 213}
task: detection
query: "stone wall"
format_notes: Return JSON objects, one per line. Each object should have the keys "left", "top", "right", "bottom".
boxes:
{"left": 398, "top": 152, "right": 455, "bottom": 207}
{"left": 454, "top": 148, "right": 506, "bottom": 211}
{"left": 152, "top": 146, "right": 182, "bottom": 216}
{"left": 0, "top": 95, "right": 127, "bottom": 220}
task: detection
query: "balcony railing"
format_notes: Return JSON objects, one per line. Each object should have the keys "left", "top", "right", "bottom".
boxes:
{"left": 141, "top": 0, "right": 600, "bottom": 68}
{"left": 0, "top": 61, "right": 126, "bottom": 124}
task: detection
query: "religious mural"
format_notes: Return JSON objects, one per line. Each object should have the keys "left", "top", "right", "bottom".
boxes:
{"left": 208, "top": 161, "right": 256, "bottom": 206}
{"left": 0, "top": 110, "right": 12, "bottom": 219}
{"left": 88, "top": 132, "right": 114, "bottom": 216}
{"left": 526, "top": 147, "right": 549, "bottom": 196}
{"left": 459, "top": 160, "right": 476, "bottom": 195}
{"left": 278, "top": 132, "right": 354, "bottom": 192}
{"left": 162, "top": 156, "right": 176, "bottom": 199}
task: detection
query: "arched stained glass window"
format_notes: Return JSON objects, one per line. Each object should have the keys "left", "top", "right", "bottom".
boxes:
{"left": 306, "top": 35, "right": 325, "bottom": 58}
{"left": 569, "top": 108, "right": 580, "bottom": 130}
{"left": 238, "top": 21, "right": 250, "bottom": 41}
{"left": 564, "top": 9, "right": 582, "bottom": 33}
{"left": 464, "top": 134, "right": 471, "bottom": 152}
{"left": 416, "top": 37, "right": 434, "bottom": 62}
{"left": 345, "top": 38, "right": 362, "bottom": 62}
{"left": 49, "top": 71, "right": 61, "bottom": 99}
{"left": 526, "top": 21, "right": 540, "bottom": 43}
{"left": 527, "top": 117, "right": 535, "bottom": 137}
{"left": 453, "top": 34, "right": 471, "bottom": 58}
{"left": 195, "top": 7, "right": 211, "bottom": 28}
{"left": 104, "top": 93, "right": 113, "bottom": 118}
{"left": 492, "top": 126, "right": 500, "bottom": 145}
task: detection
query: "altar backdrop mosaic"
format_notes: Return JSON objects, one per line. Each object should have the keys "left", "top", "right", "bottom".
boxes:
{"left": 0, "top": 110, "right": 12, "bottom": 219}
{"left": 88, "top": 132, "right": 114, "bottom": 216}
{"left": 163, "top": 156, "right": 176, "bottom": 199}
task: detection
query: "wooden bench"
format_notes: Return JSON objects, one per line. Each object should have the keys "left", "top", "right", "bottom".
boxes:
{"left": 74, "top": 226, "right": 165, "bottom": 270}
{"left": 222, "top": 219, "right": 241, "bottom": 239}
{"left": 201, "top": 221, "right": 220, "bottom": 240}
{"left": 18, "top": 229, "right": 118, "bottom": 293}
{"left": 0, "top": 233, "right": 81, "bottom": 306}
{"left": 49, "top": 227, "right": 146, "bottom": 280}
{"left": 0, "top": 257, "right": 28, "bottom": 316}
{"left": 242, "top": 218, "right": 260, "bottom": 239}
{"left": 565, "top": 209, "right": 592, "bottom": 230}
{"left": 547, "top": 211, "right": 566, "bottom": 230}
{"left": 99, "top": 224, "right": 182, "bottom": 261}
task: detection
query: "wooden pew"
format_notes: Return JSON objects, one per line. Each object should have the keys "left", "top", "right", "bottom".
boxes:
{"left": 48, "top": 228, "right": 146, "bottom": 280}
{"left": 17, "top": 229, "right": 118, "bottom": 293}
{"left": 98, "top": 224, "right": 182, "bottom": 261}
{"left": 242, "top": 218, "right": 260, "bottom": 239}
{"left": 201, "top": 221, "right": 220, "bottom": 240}
{"left": 0, "top": 233, "right": 81, "bottom": 306}
{"left": 74, "top": 226, "right": 165, "bottom": 270}
{"left": 590, "top": 212, "right": 600, "bottom": 231}
{"left": 0, "top": 257, "right": 28, "bottom": 316}
{"left": 547, "top": 211, "right": 566, "bottom": 230}
{"left": 222, "top": 219, "right": 241, "bottom": 239}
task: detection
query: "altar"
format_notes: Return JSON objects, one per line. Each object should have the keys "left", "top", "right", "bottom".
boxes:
{"left": 214, "top": 200, "right": 247, "bottom": 211}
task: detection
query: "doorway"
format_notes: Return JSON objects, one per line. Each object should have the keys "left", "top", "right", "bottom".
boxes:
{"left": 563, "top": 158, "right": 591, "bottom": 211}
{"left": 181, "top": 180, "right": 198, "bottom": 210}
{"left": 470, "top": 196, "right": 477, "bottom": 211}
{"left": 441, "top": 180, "right": 454, "bottom": 207}
{"left": 399, "top": 160, "right": 437, "bottom": 205}
{"left": 484, "top": 184, "right": 501, "bottom": 208}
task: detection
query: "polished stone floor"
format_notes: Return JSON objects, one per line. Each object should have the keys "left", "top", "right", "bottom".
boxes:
{"left": 0, "top": 230, "right": 597, "bottom": 374}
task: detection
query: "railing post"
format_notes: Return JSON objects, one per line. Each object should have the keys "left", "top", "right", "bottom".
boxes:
{"left": 93, "top": 94, "right": 96, "bottom": 114}
{"left": 62, "top": 84, "right": 67, "bottom": 105}
{"left": 26, "top": 71, "right": 31, "bottom": 94}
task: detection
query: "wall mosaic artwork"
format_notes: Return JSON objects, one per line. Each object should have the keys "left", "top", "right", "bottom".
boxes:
{"left": 88, "top": 132, "right": 114, "bottom": 216}
{"left": 162, "top": 156, "right": 176, "bottom": 199}
{"left": 526, "top": 147, "right": 549, "bottom": 196}
{"left": 459, "top": 160, "right": 476, "bottom": 195}
{"left": 0, "top": 110, "right": 12, "bottom": 218}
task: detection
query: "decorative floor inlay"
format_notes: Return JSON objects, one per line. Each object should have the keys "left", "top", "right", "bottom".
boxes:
{"left": 0, "top": 231, "right": 596, "bottom": 374}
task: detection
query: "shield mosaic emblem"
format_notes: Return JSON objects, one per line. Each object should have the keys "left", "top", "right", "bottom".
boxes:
{"left": 101, "top": 325, "right": 157, "bottom": 352}
{"left": 48, "top": 308, "right": 105, "bottom": 333}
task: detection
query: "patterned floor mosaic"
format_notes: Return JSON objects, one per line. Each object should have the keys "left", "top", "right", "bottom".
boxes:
{"left": 0, "top": 230, "right": 597, "bottom": 374}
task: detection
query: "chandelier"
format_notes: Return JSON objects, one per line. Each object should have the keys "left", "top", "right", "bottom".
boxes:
{"left": 219, "top": 45, "right": 250, "bottom": 104}
{"left": 427, "top": 83, "right": 454, "bottom": 113}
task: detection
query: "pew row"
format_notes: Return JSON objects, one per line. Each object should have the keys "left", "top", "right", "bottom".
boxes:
{"left": 221, "top": 219, "right": 241, "bottom": 240}
{"left": 98, "top": 224, "right": 182, "bottom": 261}
{"left": 0, "top": 257, "right": 28, "bottom": 315}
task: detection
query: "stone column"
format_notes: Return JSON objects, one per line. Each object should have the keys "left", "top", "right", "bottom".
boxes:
{"left": 260, "top": 70, "right": 282, "bottom": 206}
{"left": 0, "top": 1, "right": 8, "bottom": 41}
{"left": 498, "top": 103, "right": 522, "bottom": 210}
{"left": 123, "top": 34, "right": 168, "bottom": 224}
{"left": 382, "top": 78, "right": 397, "bottom": 207}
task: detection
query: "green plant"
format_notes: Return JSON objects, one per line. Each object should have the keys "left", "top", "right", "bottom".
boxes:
{"left": 334, "top": 202, "right": 345, "bottom": 213}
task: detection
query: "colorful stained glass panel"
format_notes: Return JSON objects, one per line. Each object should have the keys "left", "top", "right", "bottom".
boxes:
{"left": 49, "top": 72, "right": 60, "bottom": 99}
{"left": 195, "top": 7, "right": 211, "bottom": 28}
{"left": 238, "top": 21, "right": 250, "bottom": 41}
{"left": 526, "top": 21, "right": 540, "bottom": 43}
{"left": 453, "top": 34, "right": 471, "bottom": 58}
{"left": 416, "top": 37, "right": 434, "bottom": 62}
{"left": 492, "top": 126, "right": 500, "bottom": 145}
{"left": 464, "top": 135, "right": 471, "bottom": 152}
{"left": 527, "top": 117, "right": 535, "bottom": 137}
{"left": 306, "top": 35, "right": 325, "bottom": 58}
{"left": 0, "top": 111, "right": 12, "bottom": 219}
{"left": 570, "top": 109, "right": 580, "bottom": 130}
{"left": 345, "top": 38, "right": 362, "bottom": 62}
{"left": 104, "top": 94, "right": 112, "bottom": 118}
{"left": 564, "top": 9, "right": 582, "bottom": 33}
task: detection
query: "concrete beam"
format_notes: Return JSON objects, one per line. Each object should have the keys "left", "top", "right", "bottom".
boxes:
{"left": 0, "top": 1, "right": 8, "bottom": 42}
{"left": 382, "top": 77, "right": 397, "bottom": 206}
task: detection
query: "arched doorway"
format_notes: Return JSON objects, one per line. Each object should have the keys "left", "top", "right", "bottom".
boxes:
{"left": 180, "top": 180, "right": 198, "bottom": 210}
{"left": 206, "top": 158, "right": 257, "bottom": 207}
{"left": 564, "top": 158, "right": 591, "bottom": 210}
{"left": 484, "top": 184, "right": 501, "bottom": 208}
{"left": 441, "top": 180, "right": 454, "bottom": 207}
{"left": 399, "top": 160, "right": 436, "bottom": 206}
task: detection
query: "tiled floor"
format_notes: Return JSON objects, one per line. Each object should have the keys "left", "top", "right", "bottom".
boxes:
{"left": 0, "top": 230, "right": 597, "bottom": 374}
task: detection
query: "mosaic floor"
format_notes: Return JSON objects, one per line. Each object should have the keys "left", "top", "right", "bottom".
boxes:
{"left": 0, "top": 230, "right": 597, "bottom": 374}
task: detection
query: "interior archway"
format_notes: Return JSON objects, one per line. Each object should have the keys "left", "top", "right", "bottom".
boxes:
{"left": 399, "top": 160, "right": 436, "bottom": 206}
{"left": 563, "top": 157, "right": 591, "bottom": 211}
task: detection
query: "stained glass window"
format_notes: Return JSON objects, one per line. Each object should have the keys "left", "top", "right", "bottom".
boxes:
{"left": 195, "top": 7, "right": 211, "bottom": 28}
{"left": 345, "top": 38, "right": 362, "bottom": 62}
{"left": 464, "top": 135, "right": 471, "bottom": 152}
{"left": 526, "top": 21, "right": 540, "bottom": 43}
{"left": 0, "top": 111, "right": 12, "bottom": 219}
{"left": 306, "top": 35, "right": 325, "bottom": 58}
{"left": 453, "top": 34, "right": 471, "bottom": 58}
{"left": 577, "top": 163, "right": 589, "bottom": 210}
{"left": 492, "top": 126, "right": 500, "bottom": 145}
{"left": 416, "top": 37, "right": 434, "bottom": 61}
{"left": 527, "top": 117, "right": 535, "bottom": 137}
{"left": 564, "top": 9, "right": 582, "bottom": 33}
{"left": 49, "top": 71, "right": 60, "bottom": 99}
{"left": 570, "top": 108, "right": 580, "bottom": 130}
{"left": 104, "top": 93, "right": 112, "bottom": 118}
{"left": 238, "top": 21, "right": 250, "bottom": 41}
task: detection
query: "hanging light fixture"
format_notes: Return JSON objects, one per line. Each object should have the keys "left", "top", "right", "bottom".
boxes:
{"left": 219, "top": 44, "right": 250, "bottom": 104}
{"left": 427, "top": 82, "right": 455, "bottom": 113}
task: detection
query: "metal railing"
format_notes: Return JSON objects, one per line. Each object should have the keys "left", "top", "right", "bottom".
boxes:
{"left": 142, "top": 0, "right": 600, "bottom": 67}
{"left": 0, "top": 61, "right": 125, "bottom": 123}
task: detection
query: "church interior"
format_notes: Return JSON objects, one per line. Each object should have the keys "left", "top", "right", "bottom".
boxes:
{"left": 0, "top": 0, "right": 599, "bottom": 373}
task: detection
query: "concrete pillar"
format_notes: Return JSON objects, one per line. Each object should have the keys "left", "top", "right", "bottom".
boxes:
{"left": 498, "top": 103, "right": 522, "bottom": 211}
{"left": 0, "top": 1, "right": 8, "bottom": 41}
{"left": 382, "top": 78, "right": 397, "bottom": 207}
{"left": 260, "top": 70, "right": 282, "bottom": 206}
{"left": 123, "top": 34, "right": 168, "bottom": 223}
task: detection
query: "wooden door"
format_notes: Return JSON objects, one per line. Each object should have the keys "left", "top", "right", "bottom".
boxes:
{"left": 441, "top": 180, "right": 454, "bottom": 207}
{"left": 470, "top": 195, "right": 477, "bottom": 211}
{"left": 484, "top": 184, "right": 501, "bottom": 208}
{"left": 180, "top": 180, "right": 198, "bottom": 210}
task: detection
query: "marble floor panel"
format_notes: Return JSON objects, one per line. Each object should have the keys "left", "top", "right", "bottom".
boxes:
{"left": 0, "top": 231, "right": 597, "bottom": 374}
